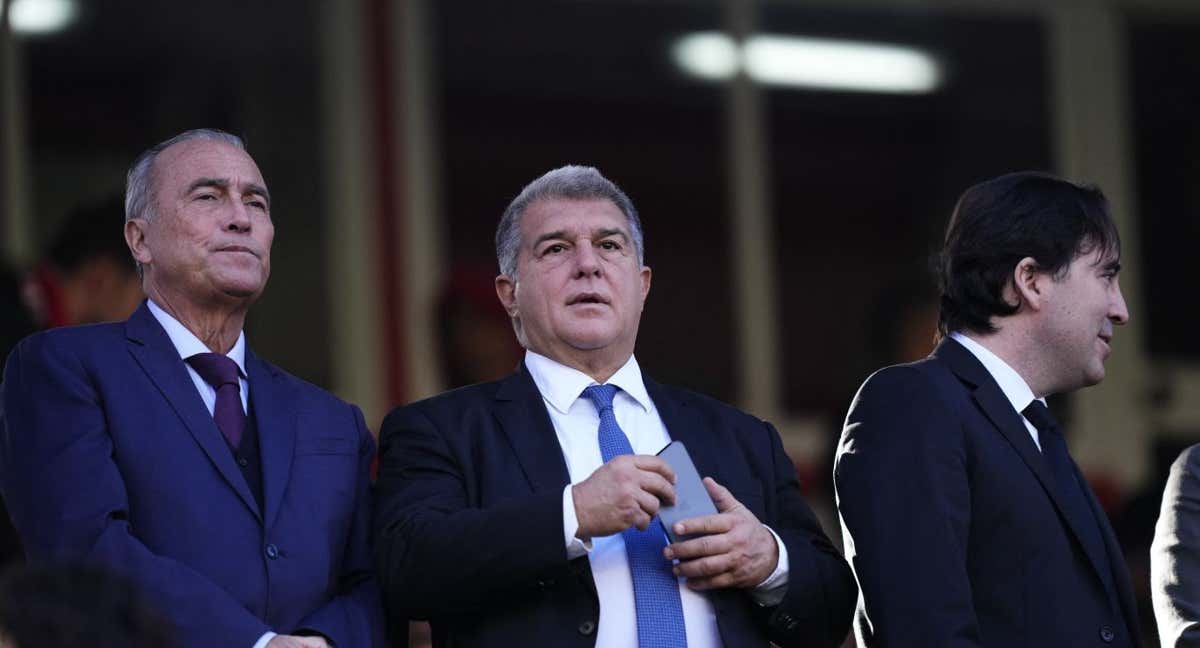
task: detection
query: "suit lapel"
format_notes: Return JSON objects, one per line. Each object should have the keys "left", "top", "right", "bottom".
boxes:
{"left": 645, "top": 379, "right": 724, "bottom": 484}
{"left": 247, "top": 350, "right": 296, "bottom": 532}
{"left": 936, "top": 338, "right": 1116, "bottom": 599}
{"left": 494, "top": 363, "right": 571, "bottom": 493}
{"left": 124, "top": 301, "right": 261, "bottom": 521}
{"left": 1082, "top": 467, "right": 1141, "bottom": 635}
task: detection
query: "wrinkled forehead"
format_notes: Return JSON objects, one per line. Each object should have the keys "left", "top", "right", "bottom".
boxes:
{"left": 520, "top": 198, "right": 629, "bottom": 242}
{"left": 153, "top": 139, "right": 266, "bottom": 192}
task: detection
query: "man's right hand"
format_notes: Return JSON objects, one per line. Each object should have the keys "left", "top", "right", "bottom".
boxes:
{"left": 572, "top": 454, "right": 676, "bottom": 539}
{"left": 267, "top": 635, "right": 330, "bottom": 648}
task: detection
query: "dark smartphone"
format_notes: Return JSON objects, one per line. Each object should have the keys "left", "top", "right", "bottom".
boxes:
{"left": 656, "top": 440, "right": 718, "bottom": 543}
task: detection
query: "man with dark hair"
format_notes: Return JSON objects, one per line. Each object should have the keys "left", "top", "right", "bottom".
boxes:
{"left": 0, "top": 129, "right": 384, "bottom": 648}
{"left": 375, "top": 165, "right": 856, "bottom": 647}
{"left": 834, "top": 171, "right": 1140, "bottom": 646}
{"left": 23, "top": 196, "right": 144, "bottom": 328}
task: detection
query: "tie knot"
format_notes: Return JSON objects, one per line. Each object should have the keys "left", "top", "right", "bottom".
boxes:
{"left": 186, "top": 353, "right": 241, "bottom": 389}
{"left": 1021, "top": 400, "right": 1059, "bottom": 435}
{"left": 582, "top": 384, "right": 619, "bottom": 413}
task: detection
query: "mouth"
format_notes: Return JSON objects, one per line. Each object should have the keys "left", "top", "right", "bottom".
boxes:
{"left": 1098, "top": 332, "right": 1113, "bottom": 350}
{"left": 216, "top": 245, "right": 259, "bottom": 258}
{"left": 566, "top": 292, "right": 610, "bottom": 306}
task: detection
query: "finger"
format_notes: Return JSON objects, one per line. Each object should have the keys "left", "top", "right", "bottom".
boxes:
{"left": 703, "top": 477, "right": 740, "bottom": 513}
{"left": 638, "top": 471, "right": 676, "bottom": 505}
{"left": 633, "top": 455, "right": 677, "bottom": 484}
{"left": 635, "top": 490, "right": 662, "bottom": 519}
{"left": 665, "top": 531, "right": 731, "bottom": 560}
{"left": 673, "top": 553, "right": 736, "bottom": 580}
{"left": 671, "top": 511, "right": 735, "bottom": 539}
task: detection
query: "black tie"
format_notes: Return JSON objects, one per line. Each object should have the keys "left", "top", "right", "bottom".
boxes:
{"left": 1021, "top": 401, "right": 1109, "bottom": 576}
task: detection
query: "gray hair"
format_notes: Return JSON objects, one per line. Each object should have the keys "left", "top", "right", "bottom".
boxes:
{"left": 495, "top": 165, "right": 644, "bottom": 279}
{"left": 124, "top": 128, "right": 246, "bottom": 224}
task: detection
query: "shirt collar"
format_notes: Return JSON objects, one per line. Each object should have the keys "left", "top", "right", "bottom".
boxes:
{"left": 524, "top": 350, "right": 653, "bottom": 415}
{"left": 949, "top": 331, "right": 1042, "bottom": 411}
{"left": 147, "top": 298, "right": 247, "bottom": 377}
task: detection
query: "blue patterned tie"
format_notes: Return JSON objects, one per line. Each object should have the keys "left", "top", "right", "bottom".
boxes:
{"left": 582, "top": 384, "right": 687, "bottom": 648}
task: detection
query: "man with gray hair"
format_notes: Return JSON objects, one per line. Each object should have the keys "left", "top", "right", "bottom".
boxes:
{"left": 0, "top": 129, "right": 385, "bottom": 648}
{"left": 374, "top": 165, "right": 856, "bottom": 647}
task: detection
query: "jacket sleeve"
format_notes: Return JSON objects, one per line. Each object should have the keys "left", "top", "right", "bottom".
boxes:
{"left": 756, "top": 420, "right": 858, "bottom": 648}
{"left": 0, "top": 335, "right": 270, "bottom": 647}
{"left": 1152, "top": 445, "right": 1200, "bottom": 647}
{"left": 293, "top": 405, "right": 387, "bottom": 647}
{"left": 373, "top": 404, "right": 570, "bottom": 620}
{"left": 833, "top": 365, "right": 984, "bottom": 648}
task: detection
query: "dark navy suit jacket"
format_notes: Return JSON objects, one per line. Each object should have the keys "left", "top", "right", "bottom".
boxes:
{"left": 0, "top": 301, "right": 384, "bottom": 647}
{"left": 835, "top": 337, "right": 1140, "bottom": 647}
{"left": 374, "top": 361, "right": 856, "bottom": 648}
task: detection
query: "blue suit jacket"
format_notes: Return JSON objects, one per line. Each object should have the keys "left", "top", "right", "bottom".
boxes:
{"left": 374, "top": 361, "right": 856, "bottom": 648}
{"left": 835, "top": 337, "right": 1140, "bottom": 647}
{"left": 0, "top": 301, "right": 385, "bottom": 647}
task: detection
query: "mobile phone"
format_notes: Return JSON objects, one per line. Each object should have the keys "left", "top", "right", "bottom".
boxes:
{"left": 656, "top": 440, "right": 718, "bottom": 543}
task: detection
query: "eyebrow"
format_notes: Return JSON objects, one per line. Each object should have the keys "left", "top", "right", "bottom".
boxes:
{"left": 532, "top": 228, "right": 630, "bottom": 250}
{"left": 187, "top": 178, "right": 272, "bottom": 207}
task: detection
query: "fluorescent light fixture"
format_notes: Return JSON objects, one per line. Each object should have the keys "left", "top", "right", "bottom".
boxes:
{"left": 673, "top": 31, "right": 942, "bottom": 94}
{"left": 9, "top": 0, "right": 77, "bottom": 35}
{"left": 672, "top": 33, "right": 739, "bottom": 81}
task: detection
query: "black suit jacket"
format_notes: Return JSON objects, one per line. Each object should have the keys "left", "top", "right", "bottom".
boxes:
{"left": 835, "top": 337, "right": 1140, "bottom": 647}
{"left": 374, "top": 361, "right": 856, "bottom": 647}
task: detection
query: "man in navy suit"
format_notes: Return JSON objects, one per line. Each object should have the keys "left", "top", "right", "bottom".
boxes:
{"left": 0, "top": 129, "right": 384, "bottom": 648}
{"left": 835, "top": 172, "right": 1140, "bottom": 647}
{"left": 374, "top": 166, "right": 856, "bottom": 647}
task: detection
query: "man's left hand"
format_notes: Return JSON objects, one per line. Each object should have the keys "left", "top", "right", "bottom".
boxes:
{"left": 663, "top": 477, "right": 779, "bottom": 591}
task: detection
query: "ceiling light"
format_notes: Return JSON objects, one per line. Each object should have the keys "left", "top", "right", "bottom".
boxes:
{"left": 672, "top": 32, "right": 739, "bottom": 81}
{"left": 673, "top": 31, "right": 942, "bottom": 95}
{"left": 9, "top": 0, "right": 77, "bottom": 36}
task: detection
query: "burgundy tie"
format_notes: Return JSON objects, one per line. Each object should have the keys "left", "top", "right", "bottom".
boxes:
{"left": 186, "top": 353, "right": 246, "bottom": 449}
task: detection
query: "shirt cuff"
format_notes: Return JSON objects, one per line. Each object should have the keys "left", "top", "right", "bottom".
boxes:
{"left": 562, "top": 484, "right": 593, "bottom": 559}
{"left": 750, "top": 525, "right": 789, "bottom": 606}
{"left": 252, "top": 631, "right": 277, "bottom": 648}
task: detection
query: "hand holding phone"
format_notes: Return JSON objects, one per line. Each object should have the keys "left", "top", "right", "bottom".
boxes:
{"left": 655, "top": 440, "right": 718, "bottom": 542}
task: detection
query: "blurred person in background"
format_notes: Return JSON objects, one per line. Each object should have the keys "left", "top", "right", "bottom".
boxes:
{"left": 375, "top": 165, "right": 856, "bottom": 648}
{"left": 836, "top": 172, "right": 1139, "bottom": 647}
{"left": 1151, "top": 444, "right": 1200, "bottom": 646}
{"left": 0, "top": 563, "right": 175, "bottom": 648}
{"left": 21, "top": 195, "right": 143, "bottom": 329}
{"left": 0, "top": 129, "right": 384, "bottom": 648}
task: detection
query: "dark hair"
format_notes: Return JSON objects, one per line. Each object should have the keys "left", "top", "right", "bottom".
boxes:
{"left": 937, "top": 171, "right": 1120, "bottom": 336}
{"left": 47, "top": 196, "right": 136, "bottom": 276}
{"left": 0, "top": 563, "right": 176, "bottom": 648}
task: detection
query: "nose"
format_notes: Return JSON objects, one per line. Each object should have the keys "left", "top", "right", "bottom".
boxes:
{"left": 573, "top": 242, "right": 601, "bottom": 278}
{"left": 1110, "top": 280, "right": 1130, "bottom": 325}
{"left": 225, "top": 198, "right": 252, "bottom": 233}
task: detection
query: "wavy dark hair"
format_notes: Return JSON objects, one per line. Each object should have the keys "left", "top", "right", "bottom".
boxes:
{"left": 937, "top": 171, "right": 1120, "bottom": 337}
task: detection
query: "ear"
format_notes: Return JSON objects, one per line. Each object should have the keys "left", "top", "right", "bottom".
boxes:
{"left": 495, "top": 274, "right": 518, "bottom": 318}
{"left": 1010, "top": 256, "right": 1047, "bottom": 312}
{"left": 639, "top": 265, "right": 652, "bottom": 302}
{"left": 124, "top": 219, "right": 153, "bottom": 266}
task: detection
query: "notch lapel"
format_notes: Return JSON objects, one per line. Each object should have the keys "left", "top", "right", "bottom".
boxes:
{"left": 494, "top": 364, "right": 571, "bottom": 494}
{"left": 936, "top": 338, "right": 1116, "bottom": 598}
{"left": 124, "top": 302, "right": 261, "bottom": 521}
{"left": 246, "top": 350, "right": 296, "bottom": 533}
{"left": 645, "top": 379, "right": 723, "bottom": 484}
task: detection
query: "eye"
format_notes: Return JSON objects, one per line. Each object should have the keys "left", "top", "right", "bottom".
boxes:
{"left": 246, "top": 199, "right": 268, "bottom": 211}
{"left": 599, "top": 240, "right": 622, "bottom": 251}
{"left": 194, "top": 193, "right": 218, "bottom": 202}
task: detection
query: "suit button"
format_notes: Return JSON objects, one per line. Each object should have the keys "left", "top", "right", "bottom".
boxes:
{"left": 577, "top": 621, "right": 596, "bottom": 636}
{"left": 265, "top": 544, "right": 280, "bottom": 560}
{"left": 237, "top": 456, "right": 249, "bottom": 467}
{"left": 1099, "top": 626, "right": 1114, "bottom": 643}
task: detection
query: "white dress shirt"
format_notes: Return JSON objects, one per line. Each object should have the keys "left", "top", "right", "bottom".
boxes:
{"left": 950, "top": 332, "right": 1044, "bottom": 451}
{"left": 147, "top": 300, "right": 273, "bottom": 648}
{"left": 525, "top": 351, "right": 789, "bottom": 648}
